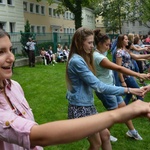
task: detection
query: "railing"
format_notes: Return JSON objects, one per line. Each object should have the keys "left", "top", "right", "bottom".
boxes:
{"left": 9, "top": 32, "right": 118, "bottom": 59}
{"left": 9, "top": 32, "right": 74, "bottom": 59}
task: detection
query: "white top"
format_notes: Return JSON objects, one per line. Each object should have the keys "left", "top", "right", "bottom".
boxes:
{"left": 93, "top": 51, "right": 114, "bottom": 85}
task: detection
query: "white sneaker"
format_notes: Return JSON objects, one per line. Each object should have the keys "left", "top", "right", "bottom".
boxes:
{"left": 53, "top": 60, "right": 57, "bottom": 64}
{"left": 110, "top": 135, "right": 118, "bottom": 142}
{"left": 126, "top": 130, "right": 143, "bottom": 140}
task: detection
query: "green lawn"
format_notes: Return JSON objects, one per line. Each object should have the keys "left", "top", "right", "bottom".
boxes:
{"left": 12, "top": 60, "right": 150, "bottom": 150}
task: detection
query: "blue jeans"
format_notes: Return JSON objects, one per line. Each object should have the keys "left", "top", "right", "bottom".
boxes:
{"left": 95, "top": 91, "right": 123, "bottom": 110}
{"left": 124, "top": 76, "right": 143, "bottom": 105}
{"left": 113, "top": 71, "right": 121, "bottom": 86}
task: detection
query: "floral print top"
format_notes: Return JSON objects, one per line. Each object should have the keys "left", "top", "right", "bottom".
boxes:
{"left": 116, "top": 49, "right": 135, "bottom": 71}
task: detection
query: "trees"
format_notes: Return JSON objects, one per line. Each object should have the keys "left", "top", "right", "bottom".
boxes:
{"left": 128, "top": 0, "right": 150, "bottom": 28}
{"left": 36, "top": 0, "right": 97, "bottom": 29}
{"left": 94, "top": 0, "right": 129, "bottom": 34}
{"left": 20, "top": 20, "right": 34, "bottom": 56}
{"left": 94, "top": 0, "right": 150, "bottom": 33}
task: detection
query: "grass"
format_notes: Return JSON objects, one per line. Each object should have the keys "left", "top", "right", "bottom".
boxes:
{"left": 12, "top": 58, "right": 150, "bottom": 150}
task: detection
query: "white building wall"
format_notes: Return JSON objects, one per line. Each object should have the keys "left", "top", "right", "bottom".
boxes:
{"left": 122, "top": 21, "right": 150, "bottom": 35}
{"left": 0, "top": 0, "right": 24, "bottom": 32}
{"left": 82, "top": 7, "right": 95, "bottom": 29}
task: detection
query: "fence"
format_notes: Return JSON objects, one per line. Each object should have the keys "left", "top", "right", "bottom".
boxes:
{"left": 9, "top": 32, "right": 74, "bottom": 59}
{"left": 9, "top": 32, "right": 118, "bottom": 59}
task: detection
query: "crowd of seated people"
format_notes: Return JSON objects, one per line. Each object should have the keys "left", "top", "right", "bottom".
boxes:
{"left": 39, "top": 44, "right": 70, "bottom": 65}
{"left": 56, "top": 44, "right": 69, "bottom": 62}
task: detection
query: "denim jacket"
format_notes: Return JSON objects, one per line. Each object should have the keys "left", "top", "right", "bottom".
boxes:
{"left": 66, "top": 54, "right": 125, "bottom": 106}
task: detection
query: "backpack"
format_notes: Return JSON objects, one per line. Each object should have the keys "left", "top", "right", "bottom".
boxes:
{"left": 24, "top": 45, "right": 29, "bottom": 54}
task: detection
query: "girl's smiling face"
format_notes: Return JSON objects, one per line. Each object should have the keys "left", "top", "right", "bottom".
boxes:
{"left": 0, "top": 35, "right": 15, "bottom": 83}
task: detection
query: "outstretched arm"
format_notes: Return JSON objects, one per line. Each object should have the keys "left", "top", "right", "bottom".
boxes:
{"left": 131, "top": 44, "right": 148, "bottom": 52}
{"left": 129, "top": 51, "right": 150, "bottom": 60}
{"left": 100, "top": 58, "right": 150, "bottom": 80}
{"left": 30, "top": 100, "right": 150, "bottom": 147}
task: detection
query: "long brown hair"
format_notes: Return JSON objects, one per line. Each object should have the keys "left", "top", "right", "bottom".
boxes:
{"left": 66, "top": 27, "right": 95, "bottom": 90}
{"left": 117, "top": 34, "right": 127, "bottom": 49}
{"left": 93, "top": 29, "right": 110, "bottom": 46}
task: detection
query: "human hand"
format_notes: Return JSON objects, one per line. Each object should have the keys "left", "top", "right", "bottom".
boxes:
{"left": 114, "top": 100, "right": 150, "bottom": 123}
{"left": 127, "top": 100, "right": 150, "bottom": 118}
{"left": 141, "top": 85, "right": 150, "bottom": 93}
{"left": 139, "top": 73, "right": 150, "bottom": 80}
{"left": 129, "top": 87, "right": 147, "bottom": 97}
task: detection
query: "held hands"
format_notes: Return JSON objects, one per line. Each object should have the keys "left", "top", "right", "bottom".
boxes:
{"left": 129, "top": 87, "right": 147, "bottom": 98}
{"left": 138, "top": 73, "right": 150, "bottom": 80}
{"left": 141, "top": 85, "right": 150, "bottom": 94}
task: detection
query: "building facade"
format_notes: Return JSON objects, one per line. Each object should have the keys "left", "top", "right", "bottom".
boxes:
{"left": 95, "top": 16, "right": 106, "bottom": 33}
{"left": 23, "top": 0, "right": 75, "bottom": 34}
{"left": 82, "top": 7, "right": 95, "bottom": 30}
{"left": 122, "top": 21, "right": 150, "bottom": 35}
{"left": 0, "top": 0, "right": 24, "bottom": 32}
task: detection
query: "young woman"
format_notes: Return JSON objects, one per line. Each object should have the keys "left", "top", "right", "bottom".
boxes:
{"left": 65, "top": 27, "right": 149, "bottom": 150}
{"left": 1, "top": 28, "right": 150, "bottom": 150}
{"left": 47, "top": 45, "right": 57, "bottom": 64}
{"left": 114, "top": 34, "right": 150, "bottom": 105}
{"left": 93, "top": 29, "right": 150, "bottom": 142}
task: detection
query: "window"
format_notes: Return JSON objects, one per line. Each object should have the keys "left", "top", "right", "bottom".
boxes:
{"left": 70, "top": 28, "right": 72, "bottom": 33}
{"left": 139, "top": 21, "right": 142, "bottom": 26}
{"left": 69, "top": 13, "right": 72, "bottom": 19}
{"left": 36, "top": 5, "right": 39, "bottom": 13}
{"left": 23, "top": 2, "right": 27, "bottom": 11}
{"left": 53, "top": 9, "right": 56, "bottom": 17}
{"left": 70, "top": 13, "right": 74, "bottom": 19}
{"left": 126, "top": 21, "right": 129, "bottom": 27}
{"left": 42, "top": 26, "right": 45, "bottom": 34}
{"left": 7, "top": 0, "right": 13, "bottom": 5}
{"left": 30, "top": 3, "right": 34, "bottom": 13}
{"left": 64, "top": 28, "right": 66, "bottom": 33}
{"left": 66, "top": 12, "right": 69, "bottom": 19}
{"left": 0, "top": 22, "right": 4, "bottom": 29}
{"left": 49, "top": 8, "right": 52, "bottom": 16}
{"left": 31, "top": 26, "right": 35, "bottom": 33}
{"left": 0, "top": 0, "right": 3, "bottom": 4}
{"left": 9, "top": 22, "right": 15, "bottom": 33}
{"left": 41, "top": 6, "right": 45, "bottom": 14}
{"left": 132, "top": 21, "right": 135, "bottom": 26}
{"left": 139, "top": 31, "right": 142, "bottom": 34}
{"left": 37, "top": 26, "right": 40, "bottom": 33}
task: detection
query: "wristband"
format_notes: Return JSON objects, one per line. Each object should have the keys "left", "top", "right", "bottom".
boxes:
{"left": 127, "top": 87, "right": 130, "bottom": 94}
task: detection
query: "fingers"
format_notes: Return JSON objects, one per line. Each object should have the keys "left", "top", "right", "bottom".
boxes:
{"left": 132, "top": 100, "right": 150, "bottom": 118}
{"left": 140, "top": 73, "right": 150, "bottom": 80}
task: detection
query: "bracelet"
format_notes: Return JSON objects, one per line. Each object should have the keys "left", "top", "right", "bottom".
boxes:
{"left": 121, "top": 81, "right": 125, "bottom": 83}
{"left": 127, "top": 87, "right": 130, "bottom": 94}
